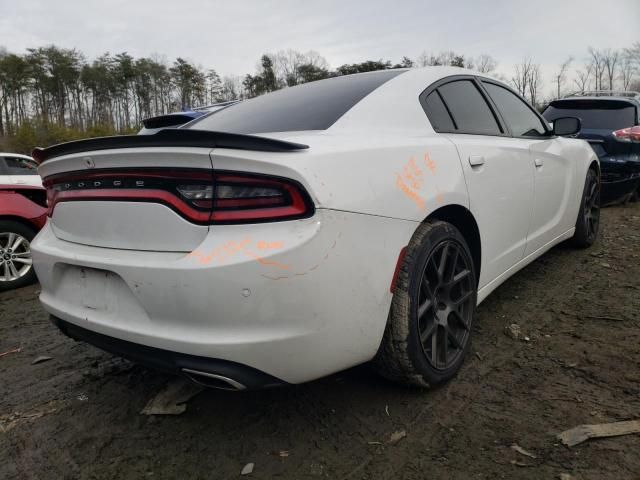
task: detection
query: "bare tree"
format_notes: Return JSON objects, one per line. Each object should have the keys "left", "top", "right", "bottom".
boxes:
{"left": 601, "top": 48, "right": 620, "bottom": 90}
{"left": 553, "top": 56, "right": 573, "bottom": 99}
{"left": 415, "top": 51, "right": 462, "bottom": 67}
{"left": 272, "top": 49, "right": 330, "bottom": 87}
{"left": 273, "top": 49, "right": 304, "bottom": 87}
{"left": 573, "top": 63, "right": 593, "bottom": 92}
{"left": 619, "top": 55, "right": 637, "bottom": 91}
{"left": 588, "top": 47, "right": 605, "bottom": 90}
{"left": 437, "top": 51, "right": 457, "bottom": 66}
{"left": 528, "top": 64, "right": 542, "bottom": 108}
{"left": 303, "top": 50, "right": 329, "bottom": 70}
{"left": 625, "top": 42, "right": 640, "bottom": 67}
{"left": 510, "top": 58, "right": 542, "bottom": 106}
{"left": 620, "top": 44, "right": 639, "bottom": 91}
{"left": 415, "top": 51, "right": 430, "bottom": 67}
{"left": 511, "top": 57, "right": 533, "bottom": 98}
{"left": 474, "top": 54, "right": 497, "bottom": 74}
{"left": 220, "top": 75, "right": 243, "bottom": 100}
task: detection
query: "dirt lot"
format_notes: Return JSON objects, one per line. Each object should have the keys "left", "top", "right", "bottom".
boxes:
{"left": 1, "top": 203, "right": 639, "bottom": 480}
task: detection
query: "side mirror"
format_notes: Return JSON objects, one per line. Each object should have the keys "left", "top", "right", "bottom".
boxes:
{"left": 553, "top": 117, "right": 581, "bottom": 136}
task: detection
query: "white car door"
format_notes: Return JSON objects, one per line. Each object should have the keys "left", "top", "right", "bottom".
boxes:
{"left": 426, "top": 78, "right": 535, "bottom": 289}
{"left": 479, "top": 81, "right": 575, "bottom": 256}
{"left": 3, "top": 155, "right": 42, "bottom": 187}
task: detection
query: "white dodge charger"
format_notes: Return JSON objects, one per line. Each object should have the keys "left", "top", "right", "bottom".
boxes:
{"left": 31, "top": 67, "right": 600, "bottom": 390}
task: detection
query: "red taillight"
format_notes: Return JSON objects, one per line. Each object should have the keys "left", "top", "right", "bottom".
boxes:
{"left": 612, "top": 125, "right": 640, "bottom": 143}
{"left": 43, "top": 169, "right": 314, "bottom": 224}
{"left": 211, "top": 174, "right": 309, "bottom": 222}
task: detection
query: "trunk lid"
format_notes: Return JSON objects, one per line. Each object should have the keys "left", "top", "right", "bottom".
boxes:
{"left": 35, "top": 131, "right": 311, "bottom": 252}
{"left": 38, "top": 147, "right": 214, "bottom": 252}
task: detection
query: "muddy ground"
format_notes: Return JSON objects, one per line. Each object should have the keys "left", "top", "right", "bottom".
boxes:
{"left": 1, "top": 203, "right": 639, "bottom": 480}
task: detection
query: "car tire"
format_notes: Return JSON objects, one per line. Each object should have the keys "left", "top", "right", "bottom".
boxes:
{"left": 373, "top": 220, "right": 477, "bottom": 387}
{"left": 0, "top": 220, "right": 38, "bottom": 291}
{"left": 570, "top": 168, "right": 600, "bottom": 248}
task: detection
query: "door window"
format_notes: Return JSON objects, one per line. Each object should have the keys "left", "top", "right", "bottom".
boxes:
{"left": 483, "top": 82, "right": 547, "bottom": 137}
{"left": 436, "top": 80, "right": 502, "bottom": 135}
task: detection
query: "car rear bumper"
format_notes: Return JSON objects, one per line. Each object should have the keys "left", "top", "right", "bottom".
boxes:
{"left": 601, "top": 173, "right": 640, "bottom": 205}
{"left": 600, "top": 155, "right": 640, "bottom": 205}
{"left": 50, "top": 315, "right": 286, "bottom": 389}
{"left": 32, "top": 209, "right": 417, "bottom": 384}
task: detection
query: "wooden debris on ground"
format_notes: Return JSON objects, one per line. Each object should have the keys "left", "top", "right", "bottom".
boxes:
{"left": 32, "top": 355, "right": 53, "bottom": 365}
{"left": 387, "top": 430, "right": 407, "bottom": 445}
{"left": 511, "top": 443, "right": 537, "bottom": 458}
{"left": 504, "top": 323, "right": 522, "bottom": 340}
{"left": 557, "top": 419, "right": 640, "bottom": 447}
{"left": 0, "top": 347, "right": 21, "bottom": 358}
{"left": 141, "top": 379, "right": 204, "bottom": 415}
{"left": 0, "top": 402, "right": 58, "bottom": 433}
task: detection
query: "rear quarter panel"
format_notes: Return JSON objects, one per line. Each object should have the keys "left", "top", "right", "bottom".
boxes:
{"left": 210, "top": 133, "right": 469, "bottom": 222}
{"left": 0, "top": 187, "right": 48, "bottom": 230}
{"left": 568, "top": 137, "right": 600, "bottom": 211}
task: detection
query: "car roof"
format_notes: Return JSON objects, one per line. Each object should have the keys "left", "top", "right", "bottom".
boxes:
{"left": 191, "top": 67, "right": 506, "bottom": 138}
{"left": 328, "top": 66, "right": 503, "bottom": 135}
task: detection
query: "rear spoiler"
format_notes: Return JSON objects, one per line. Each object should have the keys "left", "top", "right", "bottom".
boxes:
{"left": 32, "top": 129, "right": 309, "bottom": 163}
{"left": 548, "top": 99, "right": 636, "bottom": 109}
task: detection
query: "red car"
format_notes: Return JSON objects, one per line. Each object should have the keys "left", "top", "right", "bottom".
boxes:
{"left": 0, "top": 184, "right": 47, "bottom": 290}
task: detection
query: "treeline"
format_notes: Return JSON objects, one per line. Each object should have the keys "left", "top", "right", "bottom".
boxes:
{"left": 0, "top": 46, "right": 242, "bottom": 136}
{"left": 511, "top": 46, "right": 640, "bottom": 109}
{"left": 1, "top": 43, "right": 639, "bottom": 154}
{"left": 0, "top": 46, "right": 500, "bottom": 146}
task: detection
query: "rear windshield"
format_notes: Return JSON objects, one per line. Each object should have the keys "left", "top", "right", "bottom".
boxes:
{"left": 188, "top": 70, "right": 405, "bottom": 134}
{"left": 542, "top": 100, "right": 637, "bottom": 130}
{"left": 3, "top": 156, "right": 39, "bottom": 175}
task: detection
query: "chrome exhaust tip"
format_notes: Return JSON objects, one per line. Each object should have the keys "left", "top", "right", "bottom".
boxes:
{"left": 182, "top": 368, "right": 247, "bottom": 391}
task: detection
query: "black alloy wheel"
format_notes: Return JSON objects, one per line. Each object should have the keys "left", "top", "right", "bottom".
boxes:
{"left": 416, "top": 240, "right": 475, "bottom": 370}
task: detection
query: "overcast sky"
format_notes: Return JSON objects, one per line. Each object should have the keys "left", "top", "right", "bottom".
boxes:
{"left": 1, "top": 0, "right": 639, "bottom": 95}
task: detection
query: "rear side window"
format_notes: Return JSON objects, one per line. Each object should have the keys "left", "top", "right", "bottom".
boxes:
{"left": 4, "top": 157, "right": 38, "bottom": 175}
{"left": 543, "top": 100, "right": 637, "bottom": 131}
{"left": 189, "top": 70, "right": 405, "bottom": 134}
{"left": 483, "top": 82, "right": 547, "bottom": 137}
{"left": 436, "top": 80, "right": 501, "bottom": 135}
{"left": 424, "top": 91, "right": 456, "bottom": 131}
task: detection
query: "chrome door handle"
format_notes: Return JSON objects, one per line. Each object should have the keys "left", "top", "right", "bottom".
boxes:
{"left": 534, "top": 158, "right": 544, "bottom": 168}
{"left": 469, "top": 155, "right": 485, "bottom": 167}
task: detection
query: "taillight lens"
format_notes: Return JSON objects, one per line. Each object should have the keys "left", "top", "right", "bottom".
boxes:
{"left": 211, "top": 174, "right": 309, "bottom": 222}
{"left": 43, "top": 169, "right": 314, "bottom": 224}
{"left": 612, "top": 126, "right": 640, "bottom": 143}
